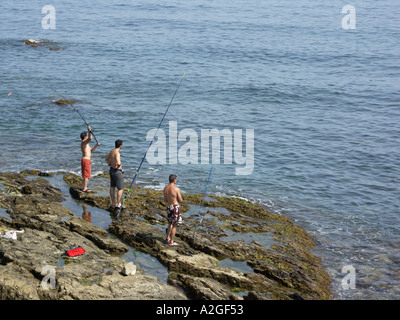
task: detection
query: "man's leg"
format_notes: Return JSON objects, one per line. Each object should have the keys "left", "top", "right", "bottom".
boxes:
{"left": 166, "top": 223, "right": 172, "bottom": 241}
{"left": 117, "top": 189, "right": 124, "bottom": 207}
{"left": 110, "top": 187, "right": 116, "bottom": 206}
{"left": 115, "top": 171, "right": 125, "bottom": 208}
{"left": 81, "top": 178, "right": 89, "bottom": 191}
{"left": 169, "top": 225, "right": 177, "bottom": 244}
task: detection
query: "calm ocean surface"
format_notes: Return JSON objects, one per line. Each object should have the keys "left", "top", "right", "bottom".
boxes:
{"left": 0, "top": 0, "right": 399, "bottom": 299}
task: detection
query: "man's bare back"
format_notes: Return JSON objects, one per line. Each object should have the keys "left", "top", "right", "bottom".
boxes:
{"left": 164, "top": 182, "right": 182, "bottom": 206}
{"left": 106, "top": 148, "right": 122, "bottom": 169}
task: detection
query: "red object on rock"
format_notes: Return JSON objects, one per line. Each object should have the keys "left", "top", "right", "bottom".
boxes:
{"left": 66, "top": 246, "right": 85, "bottom": 257}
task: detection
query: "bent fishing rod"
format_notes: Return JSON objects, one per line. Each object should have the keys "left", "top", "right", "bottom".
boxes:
{"left": 193, "top": 106, "right": 231, "bottom": 241}
{"left": 60, "top": 95, "right": 99, "bottom": 144}
{"left": 116, "top": 70, "right": 187, "bottom": 219}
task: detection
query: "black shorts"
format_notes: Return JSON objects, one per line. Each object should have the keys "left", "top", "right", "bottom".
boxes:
{"left": 109, "top": 168, "right": 124, "bottom": 190}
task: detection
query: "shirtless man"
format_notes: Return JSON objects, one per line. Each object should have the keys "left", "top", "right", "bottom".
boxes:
{"left": 80, "top": 126, "right": 100, "bottom": 192}
{"left": 164, "top": 174, "right": 183, "bottom": 246}
{"left": 105, "top": 140, "right": 125, "bottom": 208}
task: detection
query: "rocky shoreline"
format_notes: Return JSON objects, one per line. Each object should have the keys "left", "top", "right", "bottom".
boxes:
{"left": 0, "top": 170, "right": 332, "bottom": 300}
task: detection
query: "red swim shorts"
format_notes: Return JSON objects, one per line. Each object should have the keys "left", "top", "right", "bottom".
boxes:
{"left": 81, "top": 158, "right": 91, "bottom": 179}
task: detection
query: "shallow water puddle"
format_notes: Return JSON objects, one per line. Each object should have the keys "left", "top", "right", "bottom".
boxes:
{"left": 0, "top": 180, "right": 13, "bottom": 219}
{"left": 0, "top": 207, "right": 10, "bottom": 220}
{"left": 218, "top": 258, "right": 254, "bottom": 274}
{"left": 122, "top": 248, "right": 169, "bottom": 284}
{"left": 40, "top": 174, "right": 112, "bottom": 228}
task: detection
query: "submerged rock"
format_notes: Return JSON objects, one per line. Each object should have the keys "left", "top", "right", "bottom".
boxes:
{"left": 24, "top": 39, "right": 39, "bottom": 47}
{"left": 23, "top": 39, "right": 62, "bottom": 51}
{"left": 52, "top": 99, "right": 75, "bottom": 105}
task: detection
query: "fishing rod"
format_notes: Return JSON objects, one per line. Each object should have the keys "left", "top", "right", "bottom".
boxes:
{"left": 115, "top": 70, "right": 187, "bottom": 219}
{"left": 60, "top": 95, "right": 99, "bottom": 144}
{"left": 193, "top": 106, "right": 231, "bottom": 241}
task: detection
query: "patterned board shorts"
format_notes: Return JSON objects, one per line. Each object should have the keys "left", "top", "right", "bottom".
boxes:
{"left": 167, "top": 205, "right": 182, "bottom": 226}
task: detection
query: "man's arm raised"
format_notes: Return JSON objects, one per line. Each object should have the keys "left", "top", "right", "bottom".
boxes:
{"left": 91, "top": 142, "right": 100, "bottom": 151}
{"left": 87, "top": 126, "right": 93, "bottom": 142}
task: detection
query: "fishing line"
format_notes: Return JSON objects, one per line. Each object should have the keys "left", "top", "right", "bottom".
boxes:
{"left": 116, "top": 70, "right": 187, "bottom": 219}
{"left": 59, "top": 95, "right": 99, "bottom": 144}
{"left": 193, "top": 105, "right": 231, "bottom": 241}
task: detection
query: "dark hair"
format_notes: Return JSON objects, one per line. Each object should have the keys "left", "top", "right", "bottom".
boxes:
{"left": 115, "top": 139, "right": 123, "bottom": 148}
{"left": 169, "top": 174, "right": 177, "bottom": 183}
{"left": 80, "top": 132, "right": 87, "bottom": 140}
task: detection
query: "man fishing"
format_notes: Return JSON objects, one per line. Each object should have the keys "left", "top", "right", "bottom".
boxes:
{"left": 106, "top": 139, "right": 125, "bottom": 209}
{"left": 164, "top": 174, "right": 183, "bottom": 246}
{"left": 80, "top": 125, "right": 100, "bottom": 192}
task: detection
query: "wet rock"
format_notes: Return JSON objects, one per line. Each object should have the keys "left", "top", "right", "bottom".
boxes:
{"left": 0, "top": 171, "right": 332, "bottom": 300}
{"left": 169, "top": 273, "right": 241, "bottom": 300}
{"left": 68, "top": 187, "right": 110, "bottom": 210}
{"left": 11, "top": 199, "right": 73, "bottom": 218}
{"left": 53, "top": 99, "right": 75, "bottom": 105}
{"left": 0, "top": 172, "right": 64, "bottom": 202}
{"left": 0, "top": 171, "right": 186, "bottom": 300}
{"left": 23, "top": 40, "right": 62, "bottom": 51}
{"left": 62, "top": 216, "right": 128, "bottom": 254}
{"left": 39, "top": 172, "right": 55, "bottom": 177}
{"left": 24, "top": 39, "right": 39, "bottom": 47}
{"left": 65, "top": 175, "right": 112, "bottom": 211}
{"left": 63, "top": 173, "right": 83, "bottom": 187}
{"left": 0, "top": 212, "right": 185, "bottom": 300}
{"left": 179, "top": 232, "right": 228, "bottom": 259}
{"left": 159, "top": 250, "right": 219, "bottom": 273}
{"left": 0, "top": 264, "right": 41, "bottom": 300}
